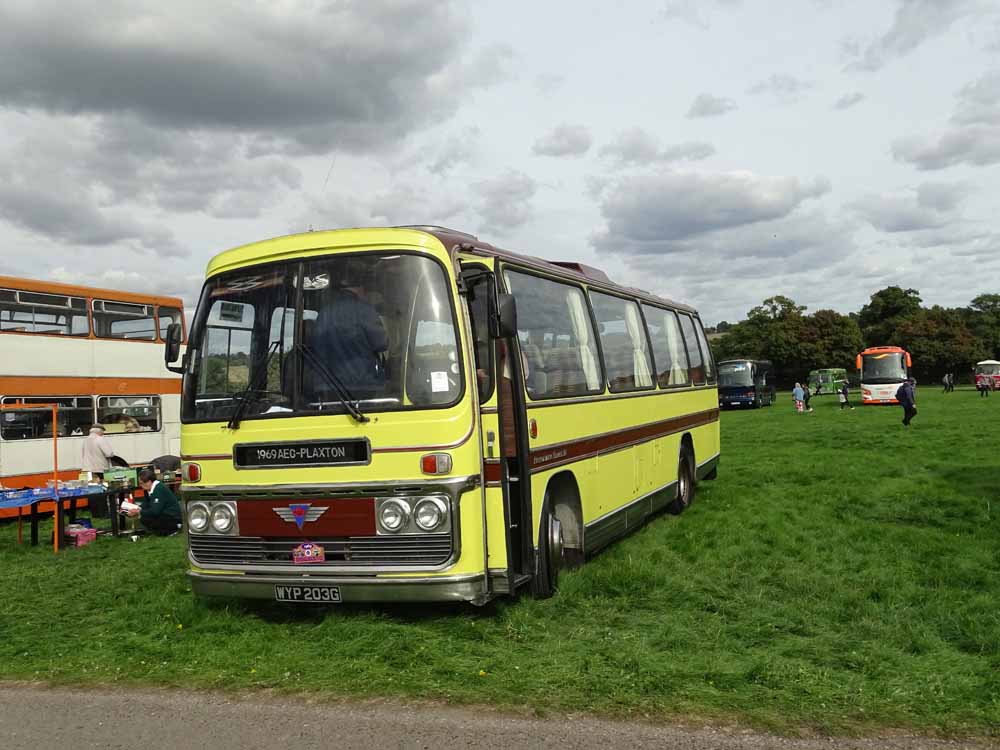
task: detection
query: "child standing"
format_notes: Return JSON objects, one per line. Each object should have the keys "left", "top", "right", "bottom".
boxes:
{"left": 792, "top": 382, "right": 805, "bottom": 413}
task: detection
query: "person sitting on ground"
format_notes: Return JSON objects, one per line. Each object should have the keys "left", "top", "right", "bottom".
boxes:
{"left": 126, "top": 468, "right": 182, "bottom": 536}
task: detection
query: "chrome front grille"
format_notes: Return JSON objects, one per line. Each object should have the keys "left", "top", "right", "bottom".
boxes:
{"left": 189, "top": 534, "right": 453, "bottom": 567}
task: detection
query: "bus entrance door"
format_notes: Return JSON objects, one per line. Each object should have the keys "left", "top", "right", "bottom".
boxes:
{"left": 462, "top": 265, "right": 534, "bottom": 595}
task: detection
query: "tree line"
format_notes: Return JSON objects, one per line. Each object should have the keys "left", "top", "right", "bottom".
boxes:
{"left": 708, "top": 287, "right": 1000, "bottom": 387}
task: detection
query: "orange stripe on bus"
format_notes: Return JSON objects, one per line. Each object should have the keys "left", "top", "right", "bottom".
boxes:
{"left": 0, "top": 376, "right": 181, "bottom": 396}
{"left": 0, "top": 275, "right": 183, "bottom": 308}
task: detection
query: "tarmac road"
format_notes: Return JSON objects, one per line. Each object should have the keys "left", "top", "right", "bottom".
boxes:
{"left": 0, "top": 684, "right": 990, "bottom": 750}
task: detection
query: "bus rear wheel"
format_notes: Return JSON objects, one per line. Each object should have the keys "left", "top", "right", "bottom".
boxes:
{"left": 667, "top": 448, "right": 695, "bottom": 515}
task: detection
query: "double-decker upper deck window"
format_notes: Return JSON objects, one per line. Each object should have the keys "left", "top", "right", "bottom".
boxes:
{"left": 0, "top": 288, "right": 89, "bottom": 336}
{"left": 503, "top": 271, "right": 602, "bottom": 399}
{"left": 93, "top": 300, "right": 157, "bottom": 340}
{"left": 589, "top": 292, "right": 654, "bottom": 392}
{"left": 157, "top": 307, "right": 184, "bottom": 341}
{"left": 97, "top": 395, "right": 161, "bottom": 432}
{"left": 0, "top": 396, "right": 94, "bottom": 440}
{"left": 677, "top": 313, "right": 707, "bottom": 385}
{"left": 642, "top": 305, "right": 690, "bottom": 388}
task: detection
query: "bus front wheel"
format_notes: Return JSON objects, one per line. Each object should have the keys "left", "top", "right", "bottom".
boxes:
{"left": 667, "top": 448, "right": 695, "bottom": 515}
{"left": 533, "top": 503, "right": 563, "bottom": 598}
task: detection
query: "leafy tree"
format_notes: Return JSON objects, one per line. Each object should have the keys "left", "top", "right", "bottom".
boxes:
{"left": 858, "top": 286, "right": 922, "bottom": 346}
{"left": 966, "top": 294, "right": 1000, "bottom": 358}
{"left": 897, "top": 306, "right": 989, "bottom": 382}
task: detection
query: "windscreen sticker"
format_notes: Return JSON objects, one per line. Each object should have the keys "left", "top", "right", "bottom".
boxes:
{"left": 431, "top": 371, "right": 450, "bottom": 393}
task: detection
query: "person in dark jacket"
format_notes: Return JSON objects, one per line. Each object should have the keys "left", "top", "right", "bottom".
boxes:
{"left": 896, "top": 378, "right": 917, "bottom": 426}
{"left": 127, "top": 468, "right": 182, "bottom": 535}
{"left": 838, "top": 382, "right": 855, "bottom": 410}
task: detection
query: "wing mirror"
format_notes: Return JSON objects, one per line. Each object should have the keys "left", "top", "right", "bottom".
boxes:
{"left": 164, "top": 323, "right": 185, "bottom": 374}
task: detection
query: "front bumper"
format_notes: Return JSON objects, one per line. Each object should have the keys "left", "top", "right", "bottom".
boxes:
{"left": 189, "top": 570, "right": 490, "bottom": 604}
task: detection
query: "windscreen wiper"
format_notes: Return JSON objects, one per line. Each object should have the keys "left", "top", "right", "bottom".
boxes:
{"left": 227, "top": 340, "right": 282, "bottom": 430}
{"left": 297, "top": 344, "right": 369, "bottom": 423}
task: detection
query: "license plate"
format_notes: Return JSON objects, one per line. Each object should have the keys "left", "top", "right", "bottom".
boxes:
{"left": 730, "top": 401, "right": 741, "bottom": 406}
{"left": 274, "top": 585, "right": 341, "bottom": 603}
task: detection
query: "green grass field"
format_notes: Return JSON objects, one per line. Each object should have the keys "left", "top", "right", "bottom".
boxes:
{"left": 1, "top": 388, "right": 998, "bottom": 737}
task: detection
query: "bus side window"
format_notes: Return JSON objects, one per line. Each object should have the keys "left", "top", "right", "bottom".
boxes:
{"left": 641, "top": 305, "right": 690, "bottom": 388}
{"left": 677, "top": 313, "right": 706, "bottom": 385}
{"left": 503, "top": 270, "right": 602, "bottom": 399}
{"left": 589, "top": 292, "right": 653, "bottom": 392}
{"left": 693, "top": 317, "right": 716, "bottom": 384}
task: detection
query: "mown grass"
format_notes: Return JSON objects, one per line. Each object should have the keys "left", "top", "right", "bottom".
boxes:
{"left": 1, "top": 388, "right": 998, "bottom": 736}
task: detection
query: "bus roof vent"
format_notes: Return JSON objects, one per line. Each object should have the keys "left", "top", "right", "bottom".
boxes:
{"left": 549, "top": 261, "right": 611, "bottom": 283}
{"left": 394, "top": 225, "right": 478, "bottom": 240}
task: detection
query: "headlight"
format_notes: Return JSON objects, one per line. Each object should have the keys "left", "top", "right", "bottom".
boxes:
{"left": 413, "top": 497, "right": 447, "bottom": 531}
{"left": 187, "top": 503, "right": 209, "bottom": 533}
{"left": 210, "top": 504, "right": 235, "bottom": 533}
{"left": 378, "top": 499, "right": 410, "bottom": 533}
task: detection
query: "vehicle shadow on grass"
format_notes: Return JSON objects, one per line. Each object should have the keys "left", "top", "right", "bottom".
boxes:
{"left": 202, "top": 595, "right": 506, "bottom": 625}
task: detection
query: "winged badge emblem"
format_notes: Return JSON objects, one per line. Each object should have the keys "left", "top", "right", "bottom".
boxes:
{"left": 273, "top": 503, "right": 328, "bottom": 531}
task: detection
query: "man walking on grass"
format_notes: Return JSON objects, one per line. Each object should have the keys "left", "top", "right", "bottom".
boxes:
{"left": 896, "top": 377, "right": 917, "bottom": 426}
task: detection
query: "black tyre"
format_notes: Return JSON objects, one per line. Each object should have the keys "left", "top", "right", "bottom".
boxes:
{"left": 533, "top": 502, "right": 563, "bottom": 598}
{"left": 667, "top": 448, "right": 695, "bottom": 515}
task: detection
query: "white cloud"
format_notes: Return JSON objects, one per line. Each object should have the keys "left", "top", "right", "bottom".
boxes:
{"left": 475, "top": 171, "right": 538, "bottom": 235}
{"left": 532, "top": 125, "right": 593, "bottom": 158}
{"left": 592, "top": 169, "right": 831, "bottom": 250}
{"left": 849, "top": 0, "right": 981, "bottom": 72}
{"left": 687, "top": 93, "right": 738, "bottom": 118}
{"left": 600, "top": 128, "right": 714, "bottom": 167}
{"left": 834, "top": 92, "right": 866, "bottom": 110}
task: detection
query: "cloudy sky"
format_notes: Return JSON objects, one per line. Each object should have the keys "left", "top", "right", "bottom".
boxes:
{"left": 0, "top": 0, "right": 998, "bottom": 324}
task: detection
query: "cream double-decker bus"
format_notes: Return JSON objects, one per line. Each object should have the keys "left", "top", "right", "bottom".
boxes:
{"left": 168, "top": 227, "right": 719, "bottom": 604}
{"left": 0, "top": 275, "right": 186, "bottom": 518}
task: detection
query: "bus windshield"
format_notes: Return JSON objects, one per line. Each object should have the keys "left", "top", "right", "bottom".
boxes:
{"left": 976, "top": 363, "right": 1000, "bottom": 376}
{"left": 182, "top": 253, "right": 463, "bottom": 423}
{"left": 861, "top": 352, "right": 907, "bottom": 384}
{"left": 718, "top": 362, "right": 753, "bottom": 387}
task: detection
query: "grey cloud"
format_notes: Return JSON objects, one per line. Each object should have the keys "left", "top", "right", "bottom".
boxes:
{"left": 426, "top": 127, "right": 481, "bottom": 176}
{"left": 0, "top": 180, "right": 182, "bottom": 256}
{"left": 592, "top": 170, "right": 831, "bottom": 251}
{"left": 475, "top": 171, "right": 538, "bottom": 235}
{"left": 532, "top": 125, "right": 593, "bottom": 158}
{"left": 953, "top": 70, "right": 1000, "bottom": 125}
{"left": 600, "top": 128, "right": 714, "bottom": 167}
{"left": 3, "top": 115, "right": 302, "bottom": 222}
{"left": 892, "top": 124, "right": 1000, "bottom": 169}
{"left": 893, "top": 70, "right": 1000, "bottom": 170}
{"left": 687, "top": 93, "right": 738, "bottom": 118}
{"left": 0, "top": 1, "right": 501, "bottom": 153}
{"left": 916, "top": 181, "right": 969, "bottom": 212}
{"left": 602, "top": 210, "right": 860, "bottom": 321}
{"left": 834, "top": 92, "right": 866, "bottom": 110}
{"left": 368, "top": 185, "right": 466, "bottom": 226}
{"left": 850, "top": 182, "right": 968, "bottom": 233}
{"left": 747, "top": 74, "right": 813, "bottom": 101}
{"left": 850, "top": 0, "right": 979, "bottom": 72}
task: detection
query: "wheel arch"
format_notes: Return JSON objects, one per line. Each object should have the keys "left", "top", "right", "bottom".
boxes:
{"left": 543, "top": 470, "right": 584, "bottom": 564}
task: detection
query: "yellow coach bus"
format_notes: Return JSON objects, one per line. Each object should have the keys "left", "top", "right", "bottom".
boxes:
{"left": 165, "top": 226, "right": 719, "bottom": 605}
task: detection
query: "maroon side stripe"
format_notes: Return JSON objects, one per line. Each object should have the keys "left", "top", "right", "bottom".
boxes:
{"left": 483, "top": 408, "right": 719, "bottom": 483}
